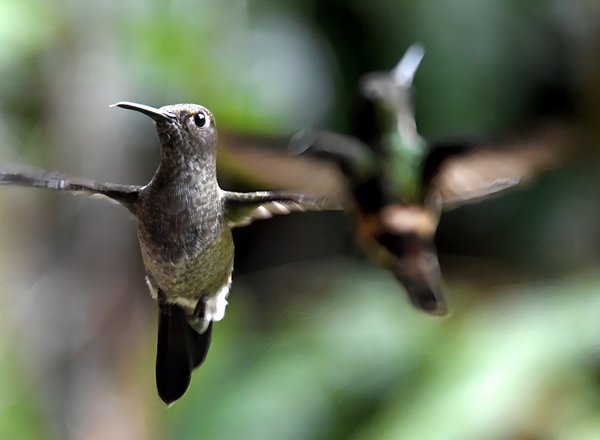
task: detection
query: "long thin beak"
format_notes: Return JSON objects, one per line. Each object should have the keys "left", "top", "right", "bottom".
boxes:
{"left": 110, "top": 101, "right": 175, "bottom": 122}
{"left": 392, "top": 44, "right": 425, "bottom": 87}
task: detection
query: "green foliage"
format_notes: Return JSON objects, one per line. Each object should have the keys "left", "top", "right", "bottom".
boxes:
{"left": 0, "top": 321, "right": 49, "bottom": 440}
{"left": 163, "top": 268, "right": 600, "bottom": 439}
{"left": 0, "top": 0, "right": 598, "bottom": 438}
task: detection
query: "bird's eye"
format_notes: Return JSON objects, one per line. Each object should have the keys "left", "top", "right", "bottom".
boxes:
{"left": 193, "top": 112, "right": 208, "bottom": 128}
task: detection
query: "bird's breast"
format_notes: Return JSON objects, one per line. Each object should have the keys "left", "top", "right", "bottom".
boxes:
{"left": 136, "top": 195, "right": 234, "bottom": 302}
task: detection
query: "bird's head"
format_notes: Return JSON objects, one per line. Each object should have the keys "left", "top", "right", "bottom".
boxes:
{"left": 112, "top": 101, "right": 218, "bottom": 168}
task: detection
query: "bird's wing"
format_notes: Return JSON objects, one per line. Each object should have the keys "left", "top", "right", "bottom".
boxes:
{"left": 219, "top": 131, "right": 349, "bottom": 201}
{"left": 223, "top": 190, "right": 340, "bottom": 228}
{"left": 0, "top": 165, "right": 141, "bottom": 211}
{"left": 287, "top": 129, "right": 377, "bottom": 181}
{"left": 422, "top": 126, "right": 570, "bottom": 210}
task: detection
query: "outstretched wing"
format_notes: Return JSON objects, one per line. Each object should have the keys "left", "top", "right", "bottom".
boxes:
{"left": 223, "top": 190, "right": 340, "bottom": 228}
{"left": 422, "top": 126, "right": 569, "bottom": 210}
{"left": 0, "top": 165, "right": 141, "bottom": 211}
{"left": 219, "top": 131, "right": 348, "bottom": 201}
{"left": 287, "top": 129, "right": 377, "bottom": 184}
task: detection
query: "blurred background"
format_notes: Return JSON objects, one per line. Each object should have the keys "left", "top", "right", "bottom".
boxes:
{"left": 0, "top": 0, "right": 599, "bottom": 439}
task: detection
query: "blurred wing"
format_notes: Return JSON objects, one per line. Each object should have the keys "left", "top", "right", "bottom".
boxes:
{"left": 288, "top": 129, "right": 377, "bottom": 183}
{"left": 288, "top": 129, "right": 372, "bottom": 166}
{"left": 0, "top": 165, "right": 140, "bottom": 209}
{"left": 423, "top": 126, "right": 569, "bottom": 210}
{"left": 223, "top": 190, "right": 341, "bottom": 228}
{"left": 219, "top": 132, "right": 348, "bottom": 201}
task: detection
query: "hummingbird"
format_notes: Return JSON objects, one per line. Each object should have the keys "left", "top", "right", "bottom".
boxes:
{"left": 289, "top": 45, "right": 566, "bottom": 315}
{"left": 0, "top": 101, "right": 332, "bottom": 404}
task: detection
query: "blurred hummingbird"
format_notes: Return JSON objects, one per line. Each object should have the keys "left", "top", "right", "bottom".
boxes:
{"left": 0, "top": 102, "right": 331, "bottom": 404}
{"left": 288, "top": 45, "right": 565, "bottom": 315}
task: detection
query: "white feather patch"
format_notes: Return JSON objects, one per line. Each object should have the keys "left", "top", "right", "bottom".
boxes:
{"left": 206, "top": 274, "right": 232, "bottom": 322}
{"left": 145, "top": 276, "right": 158, "bottom": 299}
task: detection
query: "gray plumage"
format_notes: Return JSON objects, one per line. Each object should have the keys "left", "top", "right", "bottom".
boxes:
{"left": 0, "top": 101, "right": 333, "bottom": 404}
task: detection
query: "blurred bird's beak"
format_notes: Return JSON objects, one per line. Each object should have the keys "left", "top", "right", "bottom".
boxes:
{"left": 111, "top": 101, "right": 175, "bottom": 122}
{"left": 392, "top": 44, "right": 425, "bottom": 87}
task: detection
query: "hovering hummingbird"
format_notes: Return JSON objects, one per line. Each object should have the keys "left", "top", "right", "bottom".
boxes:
{"left": 288, "top": 45, "right": 566, "bottom": 315}
{"left": 0, "top": 102, "right": 332, "bottom": 404}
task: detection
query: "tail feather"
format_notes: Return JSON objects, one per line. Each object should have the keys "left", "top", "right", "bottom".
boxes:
{"left": 398, "top": 276, "right": 447, "bottom": 316}
{"left": 373, "top": 226, "right": 448, "bottom": 316}
{"left": 156, "top": 304, "right": 212, "bottom": 405}
{"left": 392, "top": 247, "right": 448, "bottom": 316}
{"left": 189, "top": 322, "right": 212, "bottom": 369}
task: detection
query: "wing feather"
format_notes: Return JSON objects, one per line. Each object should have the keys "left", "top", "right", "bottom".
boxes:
{"left": 223, "top": 190, "right": 340, "bottom": 228}
{"left": 0, "top": 165, "right": 141, "bottom": 209}
{"left": 423, "top": 126, "right": 569, "bottom": 210}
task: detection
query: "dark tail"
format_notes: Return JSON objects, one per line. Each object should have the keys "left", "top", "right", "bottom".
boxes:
{"left": 156, "top": 303, "right": 212, "bottom": 405}
{"left": 397, "top": 275, "right": 447, "bottom": 316}
{"left": 392, "top": 248, "right": 448, "bottom": 316}
{"left": 374, "top": 226, "right": 448, "bottom": 316}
